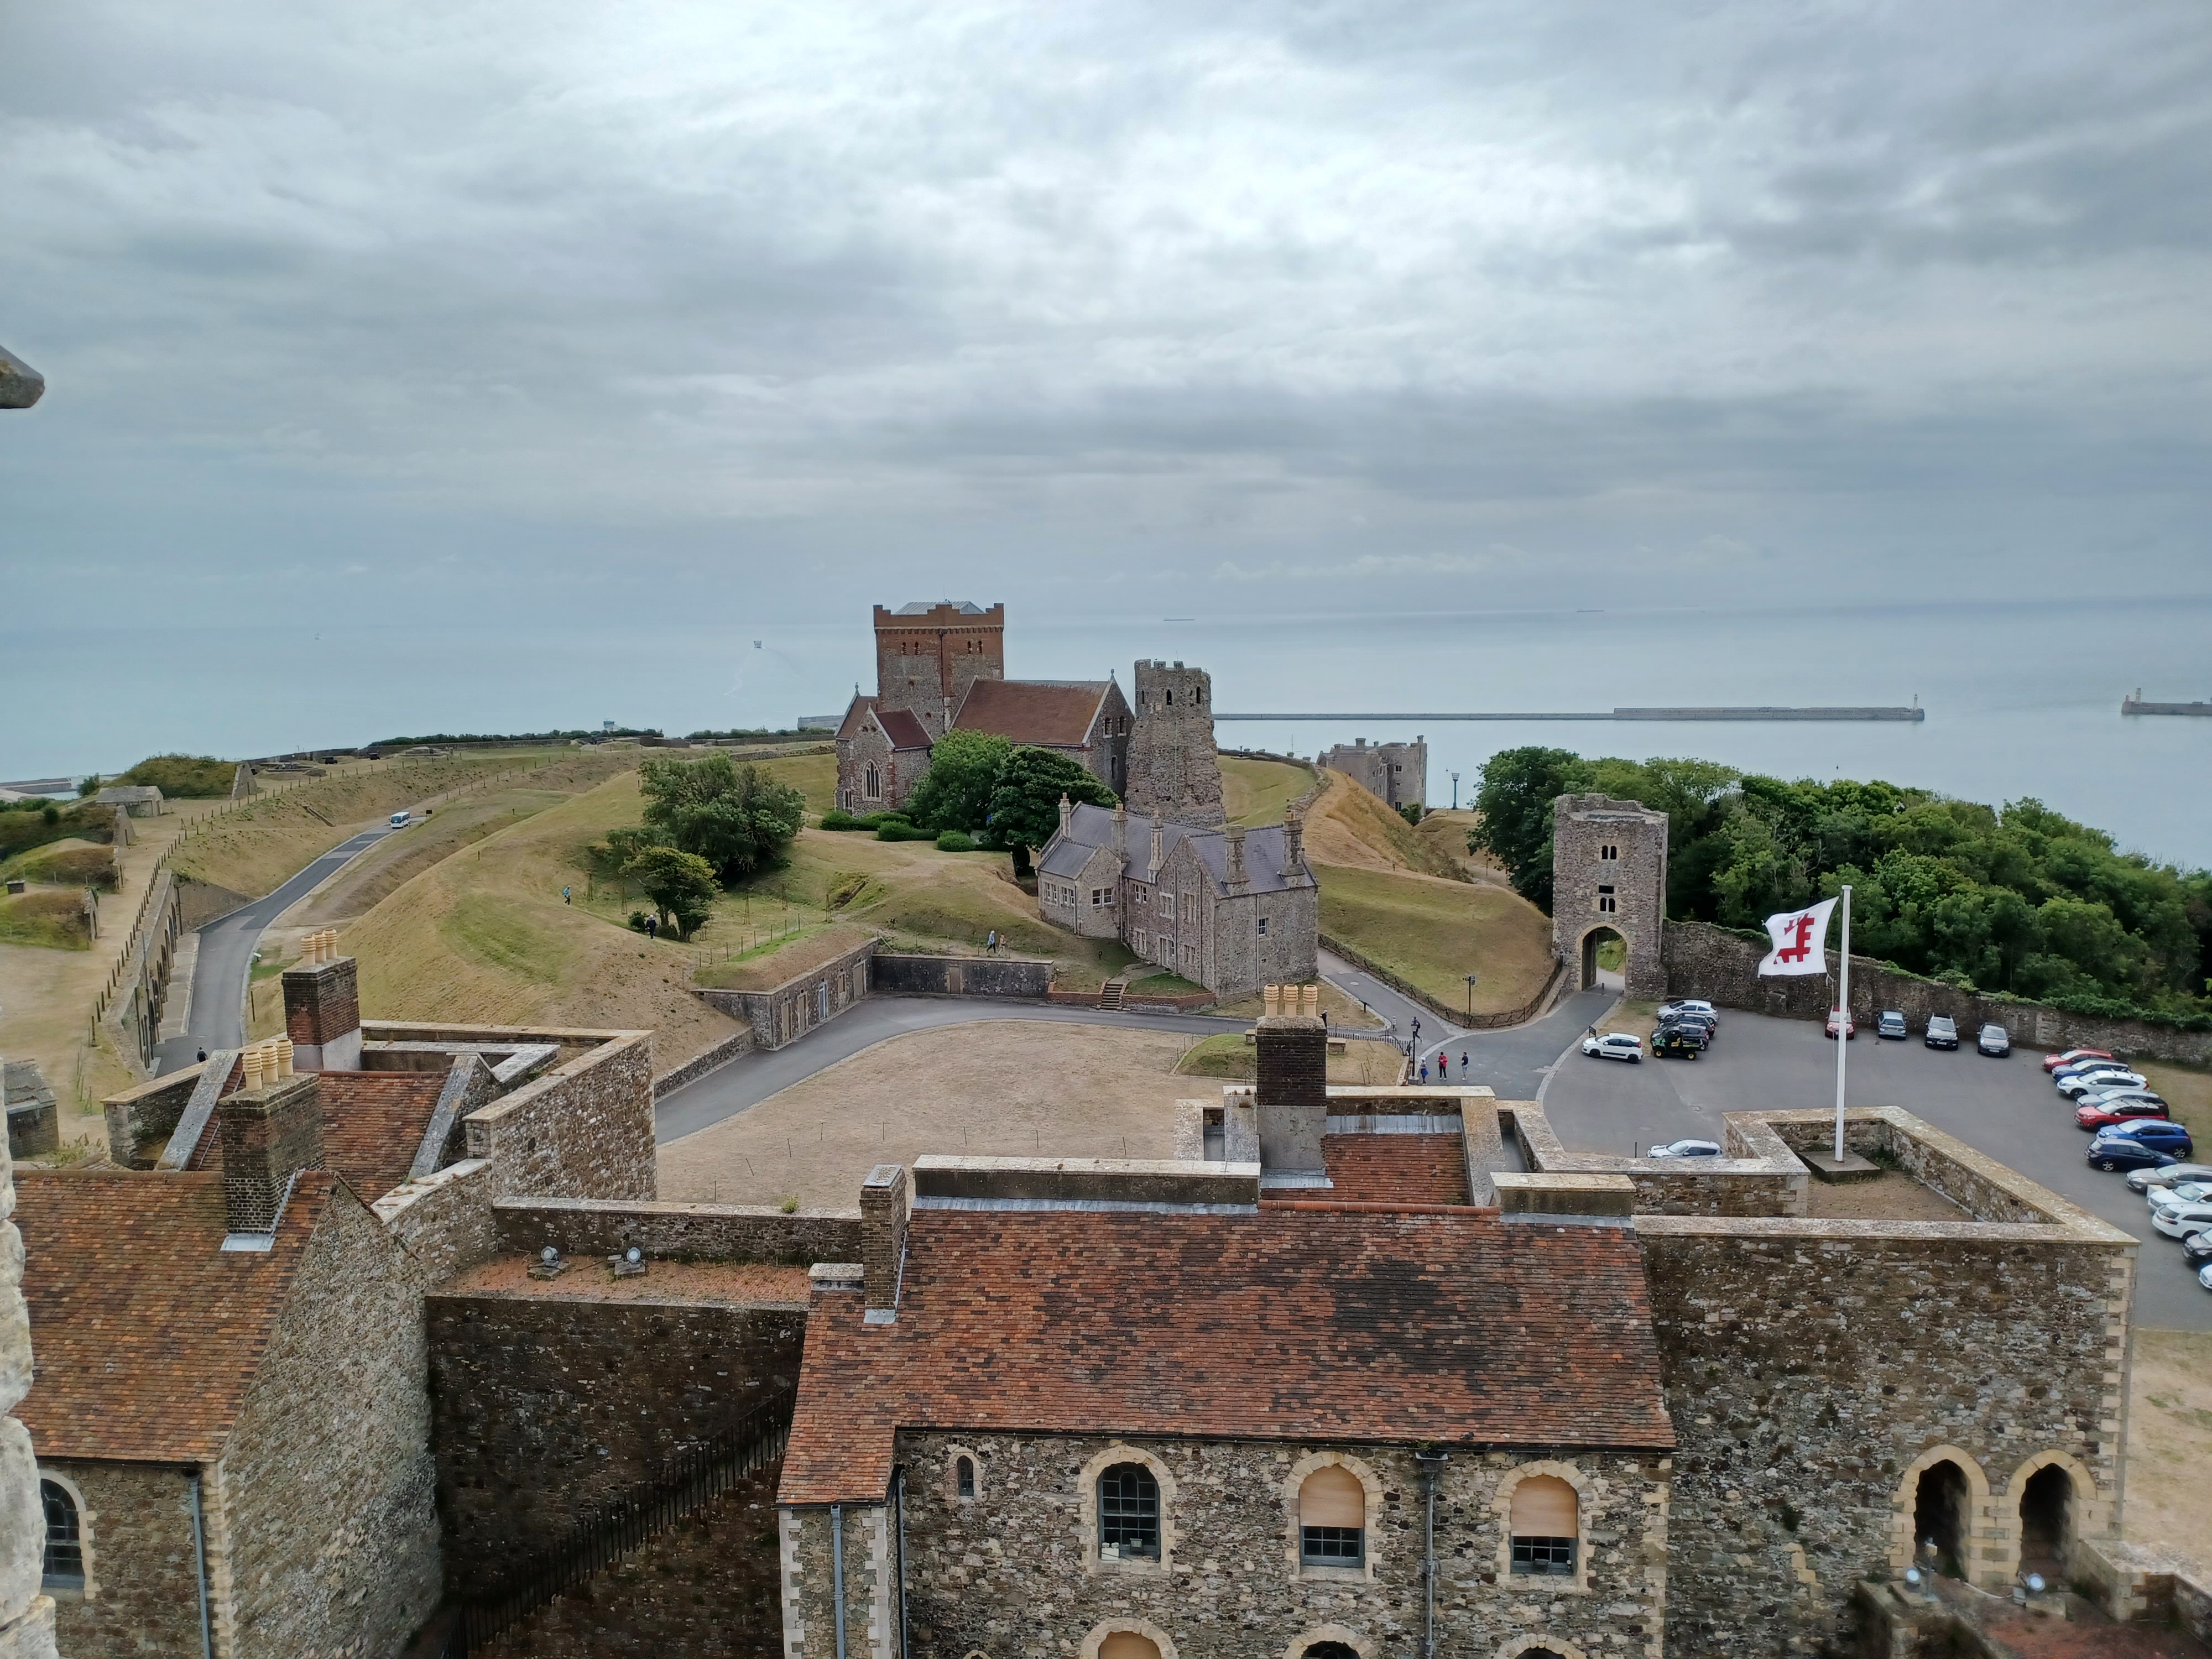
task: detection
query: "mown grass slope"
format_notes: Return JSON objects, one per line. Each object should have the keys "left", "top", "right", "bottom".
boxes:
{"left": 1313, "top": 857, "right": 1554, "bottom": 1019}
{"left": 1220, "top": 756, "right": 1316, "bottom": 826}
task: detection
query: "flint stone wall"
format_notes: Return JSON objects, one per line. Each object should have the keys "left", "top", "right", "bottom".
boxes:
{"left": 1661, "top": 919, "right": 2212, "bottom": 1067}
{"left": 1637, "top": 1215, "right": 2132, "bottom": 1658}
{"left": 698, "top": 940, "right": 876, "bottom": 1052}
{"left": 460, "top": 1032, "right": 656, "bottom": 1201}
{"left": 427, "top": 1292, "right": 804, "bottom": 1584}
{"left": 492, "top": 1197, "right": 862, "bottom": 1264}
{"left": 881, "top": 1431, "right": 1668, "bottom": 1659}
{"left": 868, "top": 953, "right": 1052, "bottom": 999}
{"left": 39, "top": 1461, "right": 202, "bottom": 1659}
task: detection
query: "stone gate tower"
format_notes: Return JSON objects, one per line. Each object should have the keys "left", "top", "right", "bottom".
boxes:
{"left": 1552, "top": 794, "right": 1668, "bottom": 998}
{"left": 872, "top": 601, "right": 1005, "bottom": 738}
{"left": 1124, "top": 660, "right": 1225, "bottom": 827}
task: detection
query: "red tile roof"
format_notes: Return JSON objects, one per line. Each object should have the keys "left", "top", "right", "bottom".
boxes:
{"left": 835, "top": 696, "right": 877, "bottom": 742}
{"left": 183, "top": 1071, "right": 445, "bottom": 1202}
{"left": 15, "top": 1169, "right": 333, "bottom": 1463}
{"left": 952, "top": 680, "right": 1107, "bottom": 748}
{"left": 1318, "top": 1134, "right": 1473, "bottom": 1207}
{"left": 873, "top": 707, "right": 933, "bottom": 751}
{"left": 779, "top": 1207, "right": 1672, "bottom": 1505}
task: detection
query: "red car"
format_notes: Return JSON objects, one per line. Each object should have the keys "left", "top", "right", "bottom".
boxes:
{"left": 2044, "top": 1047, "right": 2114, "bottom": 1074}
{"left": 2075, "top": 1098, "right": 2171, "bottom": 1131}
{"left": 1825, "top": 1008, "right": 1856, "bottom": 1040}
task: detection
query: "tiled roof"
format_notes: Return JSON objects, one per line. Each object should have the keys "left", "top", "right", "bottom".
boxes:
{"left": 182, "top": 1071, "right": 445, "bottom": 1203}
{"left": 1318, "top": 1134, "right": 1473, "bottom": 1207}
{"left": 835, "top": 696, "right": 877, "bottom": 742}
{"left": 873, "top": 707, "right": 933, "bottom": 751}
{"left": 779, "top": 1207, "right": 1672, "bottom": 1505}
{"left": 14, "top": 1169, "right": 333, "bottom": 1463}
{"left": 1040, "top": 802, "right": 1306, "bottom": 894}
{"left": 952, "top": 680, "right": 1107, "bottom": 748}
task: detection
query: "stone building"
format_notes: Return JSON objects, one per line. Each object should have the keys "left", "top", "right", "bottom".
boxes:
{"left": 1123, "top": 660, "right": 1225, "bottom": 827}
{"left": 833, "top": 601, "right": 1135, "bottom": 813}
{"left": 1036, "top": 800, "right": 1317, "bottom": 997}
{"left": 1551, "top": 792, "right": 1668, "bottom": 997}
{"left": 1318, "top": 736, "right": 1426, "bottom": 811}
{"left": 21, "top": 943, "right": 661, "bottom": 1659}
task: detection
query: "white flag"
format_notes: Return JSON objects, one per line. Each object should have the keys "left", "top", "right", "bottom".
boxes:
{"left": 1758, "top": 898, "right": 1838, "bottom": 976}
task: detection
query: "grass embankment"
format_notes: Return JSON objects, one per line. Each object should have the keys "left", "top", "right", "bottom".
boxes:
{"left": 1174, "top": 1031, "right": 1404, "bottom": 1086}
{"left": 1305, "top": 770, "right": 1465, "bottom": 881}
{"left": 6, "top": 844, "right": 120, "bottom": 889}
{"left": 1313, "top": 860, "right": 1554, "bottom": 1019}
{"left": 113, "top": 754, "right": 238, "bottom": 797}
{"left": 1220, "top": 757, "right": 1316, "bottom": 827}
{"left": 2140, "top": 1061, "right": 2212, "bottom": 1151}
{"left": 0, "top": 891, "right": 91, "bottom": 950}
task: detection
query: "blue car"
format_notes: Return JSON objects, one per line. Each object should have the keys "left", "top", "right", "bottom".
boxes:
{"left": 2086, "top": 1124, "right": 2194, "bottom": 1172}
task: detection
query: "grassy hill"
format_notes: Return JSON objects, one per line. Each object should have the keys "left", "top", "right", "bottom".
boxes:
{"left": 1220, "top": 755, "right": 1316, "bottom": 826}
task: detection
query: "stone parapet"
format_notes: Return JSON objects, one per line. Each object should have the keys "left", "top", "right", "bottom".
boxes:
{"left": 492, "top": 1197, "right": 863, "bottom": 1264}
{"left": 911, "top": 1154, "right": 1261, "bottom": 1210}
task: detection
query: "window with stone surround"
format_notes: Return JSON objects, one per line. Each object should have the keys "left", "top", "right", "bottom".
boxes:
{"left": 1509, "top": 1474, "right": 1578, "bottom": 1576}
{"left": 41, "top": 1478, "right": 84, "bottom": 1592}
{"left": 865, "top": 763, "right": 881, "bottom": 799}
{"left": 1600, "top": 843, "right": 1619, "bottom": 861}
{"left": 1258, "top": 916, "right": 1267, "bottom": 935}
{"left": 1098, "top": 1462, "right": 1160, "bottom": 1561}
{"left": 1091, "top": 888, "right": 1112, "bottom": 907}
{"left": 1298, "top": 1466, "right": 1365, "bottom": 1568}
{"left": 1596, "top": 885, "right": 1616, "bottom": 914}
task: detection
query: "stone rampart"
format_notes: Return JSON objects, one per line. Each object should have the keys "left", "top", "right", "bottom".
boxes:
{"left": 696, "top": 937, "right": 877, "bottom": 1051}
{"left": 651, "top": 1029, "right": 753, "bottom": 1098}
{"left": 1661, "top": 918, "right": 2212, "bottom": 1066}
{"left": 492, "top": 1197, "right": 863, "bottom": 1264}
{"left": 460, "top": 1031, "right": 656, "bottom": 1201}
{"left": 869, "top": 952, "right": 1053, "bottom": 999}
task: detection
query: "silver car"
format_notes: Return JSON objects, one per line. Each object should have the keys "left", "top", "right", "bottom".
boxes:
{"left": 2128, "top": 1163, "right": 2212, "bottom": 1194}
{"left": 1647, "top": 1139, "right": 1723, "bottom": 1159}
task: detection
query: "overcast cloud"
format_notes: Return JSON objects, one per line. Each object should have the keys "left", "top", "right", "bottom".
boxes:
{"left": 3, "top": 0, "right": 2209, "bottom": 627}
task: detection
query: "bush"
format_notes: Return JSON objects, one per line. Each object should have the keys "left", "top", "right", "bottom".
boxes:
{"left": 1397, "top": 802, "right": 1426, "bottom": 827}
{"left": 877, "top": 820, "right": 936, "bottom": 842}
{"left": 934, "top": 830, "right": 978, "bottom": 853}
{"left": 628, "top": 910, "right": 651, "bottom": 932}
{"left": 116, "top": 754, "right": 237, "bottom": 797}
{"left": 820, "top": 808, "right": 867, "bottom": 831}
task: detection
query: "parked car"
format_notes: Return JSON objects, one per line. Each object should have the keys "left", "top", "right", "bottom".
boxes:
{"left": 2053, "top": 1058, "right": 2134, "bottom": 1084}
{"left": 2077, "top": 1087, "right": 2167, "bottom": 1115}
{"left": 2076, "top": 1097, "right": 2172, "bottom": 1131}
{"left": 1657, "top": 1000, "right": 1719, "bottom": 1026}
{"left": 1825, "top": 1008, "right": 1856, "bottom": 1040}
{"left": 1653, "top": 1019, "right": 1710, "bottom": 1050}
{"left": 1925, "top": 1015, "right": 1959, "bottom": 1049}
{"left": 1651, "top": 1027, "right": 1703, "bottom": 1060}
{"left": 2151, "top": 1182, "right": 2212, "bottom": 1214}
{"left": 2044, "top": 1047, "right": 2116, "bottom": 1074}
{"left": 2184, "top": 1232, "right": 2212, "bottom": 1267}
{"left": 2197, "top": 1262, "right": 2212, "bottom": 1292}
{"left": 1582, "top": 1032, "right": 1642, "bottom": 1063}
{"left": 1666, "top": 1010, "right": 1719, "bottom": 1037}
{"left": 2058, "top": 1069, "right": 2147, "bottom": 1099}
{"left": 2127, "top": 1159, "right": 2212, "bottom": 1194}
{"left": 1647, "top": 1139, "right": 1722, "bottom": 1159}
{"left": 2086, "top": 1136, "right": 2187, "bottom": 1174}
{"left": 1877, "top": 1010, "right": 1908, "bottom": 1040}
{"left": 1977, "top": 1024, "right": 2011, "bottom": 1056}
{"left": 2150, "top": 1201, "right": 2212, "bottom": 1240}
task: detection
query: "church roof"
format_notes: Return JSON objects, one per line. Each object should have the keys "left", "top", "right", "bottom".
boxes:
{"left": 952, "top": 679, "right": 1110, "bottom": 749}
{"left": 834, "top": 695, "right": 877, "bottom": 742}
{"left": 778, "top": 1205, "right": 1674, "bottom": 1505}
{"left": 1037, "top": 802, "right": 1306, "bottom": 894}
{"left": 873, "top": 708, "right": 933, "bottom": 751}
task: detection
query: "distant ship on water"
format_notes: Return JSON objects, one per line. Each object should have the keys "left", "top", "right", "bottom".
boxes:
{"left": 2121, "top": 688, "right": 2212, "bottom": 717}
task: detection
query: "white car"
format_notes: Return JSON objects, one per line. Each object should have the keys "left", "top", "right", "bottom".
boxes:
{"left": 2151, "top": 1182, "right": 2212, "bottom": 1214}
{"left": 2200, "top": 1262, "right": 2212, "bottom": 1292}
{"left": 2058, "top": 1069, "right": 2147, "bottom": 1098}
{"left": 1582, "top": 1032, "right": 1642, "bottom": 1063}
{"left": 2128, "top": 1164, "right": 2212, "bottom": 1194}
{"left": 1647, "top": 1139, "right": 1723, "bottom": 1160}
{"left": 2151, "top": 1202, "right": 2212, "bottom": 1240}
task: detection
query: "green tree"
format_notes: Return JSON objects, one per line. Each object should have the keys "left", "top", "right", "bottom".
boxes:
{"left": 1466, "top": 747, "right": 1592, "bottom": 910}
{"left": 906, "top": 728, "right": 1012, "bottom": 833}
{"left": 986, "top": 747, "right": 1117, "bottom": 877}
{"left": 638, "top": 753, "right": 806, "bottom": 884}
{"left": 625, "top": 846, "right": 719, "bottom": 940}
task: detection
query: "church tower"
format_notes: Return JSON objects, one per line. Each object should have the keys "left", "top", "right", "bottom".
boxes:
{"left": 1124, "top": 660, "right": 1225, "bottom": 827}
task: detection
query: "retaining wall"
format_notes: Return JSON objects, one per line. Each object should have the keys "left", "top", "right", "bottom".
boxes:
{"left": 869, "top": 952, "right": 1052, "bottom": 999}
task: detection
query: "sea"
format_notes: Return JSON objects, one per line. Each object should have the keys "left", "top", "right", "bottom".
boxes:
{"left": 9, "top": 592, "right": 2210, "bottom": 869}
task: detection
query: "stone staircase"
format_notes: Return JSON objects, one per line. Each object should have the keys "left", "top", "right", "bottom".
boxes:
{"left": 1098, "top": 978, "right": 1128, "bottom": 1010}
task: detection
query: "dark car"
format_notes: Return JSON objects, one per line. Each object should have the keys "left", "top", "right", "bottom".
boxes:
{"left": 2184, "top": 1232, "right": 2212, "bottom": 1267}
{"left": 1654, "top": 1018, "right": 1710, "bottom": 1050}
{"left": 1925, "top": 1015, "right": 1959, "bottom": 1049}
{"left": 1664, "top": 1010, "right": 1718, "bottom": 1039}
{"left": 1651, "top": 1026, "right": 1703, "bottom": 1060}
{"left": 1978, "top": 1023, "right": 2011, "bottom": 1057}
{"left": 2086, "top": 1135, "right": 2189, "bottom": 1174}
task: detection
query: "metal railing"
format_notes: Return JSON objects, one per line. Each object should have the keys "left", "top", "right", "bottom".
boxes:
{"left": 444, "top": 1388, "right": 794, "bottom": 1657}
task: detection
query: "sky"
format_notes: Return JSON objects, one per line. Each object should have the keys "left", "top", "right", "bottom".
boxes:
{"left": 3, "top": 0, "right": 2210, "bottom": 634}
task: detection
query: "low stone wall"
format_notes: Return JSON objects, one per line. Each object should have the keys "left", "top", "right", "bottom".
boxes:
{"left": 869, "top": 952, "right": 1052, "bottom": 999}
{"left": 652, "top": 1028, "right": 753, "bottom": 1098}
{"left": 493, "top": 1197, "right": 862, "bottom": 1264}
{"left": 696, "top": 936, "right": 877, "bottom": 1051}
{"left": 1662, "top": 918, "right": 2212, "bottom": 1066}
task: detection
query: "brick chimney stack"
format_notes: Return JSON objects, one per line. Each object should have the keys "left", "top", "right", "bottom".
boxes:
{"left": 1282, "top": 807, "right": 1307, "bottom": 879}
{"left": 1254, "top": 984, "right": 1327, "bottom": 1186}
{"left": 860, "top": 1163, "right": 909, "bottom": 1323}
{"left": 283, "top": 940, "right": 362, "bottom": 1070}
{"left": 216, "top": 1073, "right": 325, "bottom": 1237}
{"left": 1224, "top": 823, "right": 1249, "bottom": 890}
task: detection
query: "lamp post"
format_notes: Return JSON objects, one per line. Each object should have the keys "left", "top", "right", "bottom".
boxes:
{"left": 1449, "top": 769, "right": 1460, "bottom": 811}
{"left": 1464, "top": 973, "right": 1478, "bottom": 1022}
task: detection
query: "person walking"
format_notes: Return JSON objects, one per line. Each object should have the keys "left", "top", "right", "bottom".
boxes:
{"left": 1459, "top": 1050, "right": 1470, "bottom": 1078}
{"left": 1419, "top": 1060, "right": 1430, "bottom": 1084}
{"left": 562, "top": 885, "right": 572, "bottom": 905}
{"left": 645, "top": 915, "right": 658, "bottom": 941}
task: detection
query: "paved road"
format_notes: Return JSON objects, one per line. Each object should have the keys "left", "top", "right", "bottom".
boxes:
{"left": 1542, "top": 1008, "right": 2212, "bottom": 1332}
{"left": 654, "top": 998, "right": 1249, "bottom": 1145}
{"left": 152, "top": 828, "right": 394, "bottom": 1073}
{"left": 1319, "top": 948, "right": 1614, "bottom": 1101}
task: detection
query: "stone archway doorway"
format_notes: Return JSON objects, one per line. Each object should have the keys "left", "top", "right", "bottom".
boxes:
{"left": 1914, "top": 1459, "right": 1972, "bottom": 1578}
{"left": 1578, "top": 926, "right": 1626, "bottom": 992}
{"left": 2018, "top": 1464, "right": 2073, "bottom": 1579}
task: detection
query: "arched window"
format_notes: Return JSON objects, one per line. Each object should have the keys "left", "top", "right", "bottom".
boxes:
{"left": 1301, "top": 1645, "right": 1359, "bottom": 1659}
{"left": 1164, "top": 688, "right": 1173, "bottom": 706}
{"left": 1509, "top": 1474, "right": 1577, "bottom": 1576}
{"left": 1098, "top": 1636, "right": 1162, "bottom": 1659}
{"left": 1299, "top": 1465, "right": 1365, "bottom": 1567}
{"left": 41, "top": 1479, "right": 83, "bottom": 1590}
{"left": 1193, "top": 684, "right": 1203, "bottom": 706}
{"left": 865, "top": 763, "right": 881, "bottom": 799}
{"left": 1098, "top": 1462, "right": 1160, "bottom": 1561}
{"left": 2018, "top": 1464, "right": 2071, "bottom": 1577}
{"left": 957, "top": 1455, "right": 977, "bottom": 1500}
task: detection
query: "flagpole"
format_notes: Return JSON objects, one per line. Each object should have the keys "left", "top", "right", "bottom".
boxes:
{"left": 1834, "top": 884, "right": 1853, "bottom": 1164}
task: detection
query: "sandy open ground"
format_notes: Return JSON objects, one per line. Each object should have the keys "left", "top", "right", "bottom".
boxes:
{"left": 2126, "top": 1329, "right": 2212, "bottom": 1563}
{"left": 658, "top": 1021, "right": 1211, "bottom": 1208}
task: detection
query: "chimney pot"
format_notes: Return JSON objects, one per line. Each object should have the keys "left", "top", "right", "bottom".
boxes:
{"left": 216, "top": 1073, "right": 324, "bottom": 1235}
{"left": 283, "top": 952, "right": 362, "bottom": 1070}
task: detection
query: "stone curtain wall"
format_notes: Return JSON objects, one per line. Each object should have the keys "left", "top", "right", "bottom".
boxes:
{"left": 885, "top": 1431, "right": 1668, "bottom": 1659}
{"left": 1636, "top": 1217, "right": 2131, "bottom": 1657}
{"left": 426, "top": 1292, "right": 805, "bottom": 1584}
{"left": 1662, "top": 918, "right": 2212, "bottom": 1066}
{"left": 40, "top": 1462, "right": 202, "bottom": 1658}
{"left": 698, "top": 938, "right": 877, "bottom": 1052}
{"left": 460, "top": 1031, "right": 657, "bottom": 1200}
{"left": 219, "top": 1186, "right": 444, "bottom": 1659}
{"left": 491, "top": 1196, "right": 863, "bottom": 1264}
{"left": 481, "top": 1466, "right": 785, "bottom": 1659}
{"left": 869, "top": 953, "right": 1052, "bottom": 999}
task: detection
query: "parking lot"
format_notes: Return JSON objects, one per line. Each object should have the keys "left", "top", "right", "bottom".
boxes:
{"left": 1540, "top": 1008, "right": 2212, "bottom": 1332}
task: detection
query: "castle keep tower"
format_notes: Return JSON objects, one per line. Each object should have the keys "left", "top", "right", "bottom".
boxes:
{"left": 873, "top": 601, "right": 1005, "bottom": 738}
{"left": 1124, "top": 660, "right": 1225, "bottom": 827}
{"left": 1551, "top": 793, "right": 1668, "bottom": 998}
